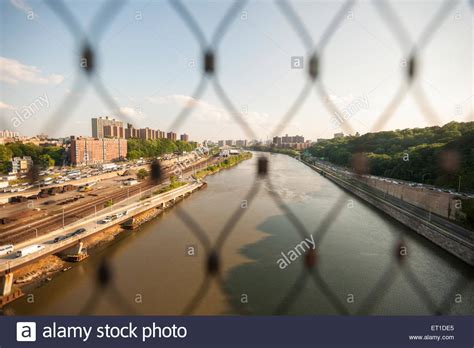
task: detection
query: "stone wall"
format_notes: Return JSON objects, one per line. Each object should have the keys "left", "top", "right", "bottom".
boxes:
{"left": 303, "top": 161, "right": 474, "bottom": 266}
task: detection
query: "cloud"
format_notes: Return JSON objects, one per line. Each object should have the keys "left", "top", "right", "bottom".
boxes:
{"left": 118, "top": 106, "right": 142, "bottom": 118}
{"left": 145, "top": 95, "right": 217, "bottom": 112}
{"left": 0, "top": 101, "right": 15, "bottom": 110}
{"left": 146, "top": 94, "right": 231, "bottom": 123}
{"left": 0, "top": 57, "right": 64, "bottom": 85}
{"left": 145, "top": 94, "right": 278, "bottom": 138}
{"left": 9, "top": 0, "right": 37, "bottom": 18}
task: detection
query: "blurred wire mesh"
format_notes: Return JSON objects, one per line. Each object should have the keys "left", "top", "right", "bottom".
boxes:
{"left": 5, "top": 0, "right": 472, "bottom": 315}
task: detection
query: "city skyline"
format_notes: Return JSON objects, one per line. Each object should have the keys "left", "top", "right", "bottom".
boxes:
{"left": 0, "top": 0, "right": 472, "bottom": 142}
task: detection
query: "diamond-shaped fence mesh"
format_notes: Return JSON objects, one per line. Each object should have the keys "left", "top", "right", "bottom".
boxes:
{"left": 1, "top": 0, "right": 473, "bottom": 315}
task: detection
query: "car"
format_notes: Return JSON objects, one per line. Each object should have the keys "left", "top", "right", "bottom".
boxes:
{"left": 71, "top": 228, "right": 86, "bottom": 236}
{"left": 0, "top": 244, "right": 14, "bottom": 256}
{"left": 98, "top": 217, "right": 112, "bottom": 224}
{"left": 16, "top": 245, "right": 45, "bottom": 258}
{"left": 53, "top": 235, "right": 69, "bottom": 243}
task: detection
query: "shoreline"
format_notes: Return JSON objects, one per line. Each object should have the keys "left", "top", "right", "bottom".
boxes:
{"left": 9, "top": 152, "right": 253, "bottom": 298}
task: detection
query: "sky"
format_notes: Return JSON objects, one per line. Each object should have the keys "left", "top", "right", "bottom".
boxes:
{"left": 0, "top": 0, "right": 472, "bottom": 142}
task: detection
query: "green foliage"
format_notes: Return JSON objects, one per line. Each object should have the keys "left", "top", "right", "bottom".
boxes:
{"left": 195, "top": 152, "right": 252, "bottom": 179}
{"left": 38, "top": 154, "right": 55, "bottom": 169}
{"left": 248, "top": 145, "right": 300, "bottom": 157}
{"left": 0, "top": 145, "right": 13, "bottom": 173}
{"left": 1, "top": 142, "right": 65, "bottom": 173}
{"left": 308, "top": 121, "right": 474, "bottom": 192}
{"left": 104, "top": 200, "right": 113, "bottom": 208}
{"left": 153, "top": 180, "right": 186, "bottom": 195}
{"left": 136, "top": 168, "right": 149, "bottom": 180}
{"left": 43, "top": 146, "right": 64, "bottom": 165}
{"left": 127, "top": 138, "right": 196, "bottom": 159}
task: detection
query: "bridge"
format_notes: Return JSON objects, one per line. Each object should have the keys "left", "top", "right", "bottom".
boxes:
{"left": 0, "top": 181, "right": 204, "bottom": 306}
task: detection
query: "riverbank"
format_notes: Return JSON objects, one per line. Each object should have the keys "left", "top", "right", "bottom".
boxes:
{"left": 245, "top": 146, "right": 299, "bottom": 157}
{"left": 194, "top": 152, "right": 252, "bottom": 179}
{"left": 6, "top": 152, "right": 473, "bottom": 315}
{"left": 6, "top": 154, "right": 253, "bottom": 301}
{"left": 300, "top": 158, "right": 474, "bottom": 266}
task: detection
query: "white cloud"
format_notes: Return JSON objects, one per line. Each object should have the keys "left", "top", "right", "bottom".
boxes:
{"left": 0, "top": 57, "right": 64, "bottom": 85}
{"left": 146, "top": 95, "right": 216, "bottom": 111}
{"left": 146, "top": 95, "right": 231, "bottom": 123}
{"left": 145, "top": 94, "right": 280, "bottom": 139}
{"left": 0, "top": 101, "right": 15, "bottom": 110}
{"left": 118, "top": 106, "right": 142, "bottom": 118}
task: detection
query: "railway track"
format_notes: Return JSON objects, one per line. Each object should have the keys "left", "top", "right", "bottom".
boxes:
{"left": 0, "top": 156, "right": 217, "bottom": 245}
{"left": 0, "top": 181, "right": 155, "bottom": 244}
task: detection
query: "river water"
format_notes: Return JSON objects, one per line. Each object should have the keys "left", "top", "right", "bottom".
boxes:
{"left": 7, "top": 153, "right": 473, "bottom": 315}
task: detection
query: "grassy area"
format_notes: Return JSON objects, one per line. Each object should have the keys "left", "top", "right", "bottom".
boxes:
{"left": 153, "top": 181, "right": 187, "bottom": 195}
{"left": 194, "top": 152, "right": 252, "bottom": 179}
{"left": 103, "top": 200, "right": 113, "bottom": 208}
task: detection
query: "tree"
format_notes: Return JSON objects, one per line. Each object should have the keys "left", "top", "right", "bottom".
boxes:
{"left": 0, "top": 145, "right": 12, "bottom": 173}
{"left": 307, "top": 121, "right": 474, "bottom": 192}
{"left": 26, "top": 165, "right": 41, "bottom": 184}
{"left": 43, "top": 146, "right": 64, "bottom": 165}
{"left": 126, "top": 138, "right": 196, "bottom": 159}
{"left": 137, "top": 168, "right": 149, "bottom": 180}
{"left": 4, "top": 143, "right": 64, "bottom": 168}
{"left": 39, "top": 154, "right": 55, "bottom": 169}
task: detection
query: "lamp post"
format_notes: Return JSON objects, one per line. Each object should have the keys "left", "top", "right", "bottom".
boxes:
{"left": 28, "top": 225, "right": 38, "bottom": 239}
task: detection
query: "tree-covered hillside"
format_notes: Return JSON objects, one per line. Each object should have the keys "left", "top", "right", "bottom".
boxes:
{"left": 0, "top": 143, "right": 65, "bottom": 173}
{"left": 307, "top": 121, "right": 474, "bottom": 192}
{"left": 127, "top": 138, "right": 196, "bottom": 160}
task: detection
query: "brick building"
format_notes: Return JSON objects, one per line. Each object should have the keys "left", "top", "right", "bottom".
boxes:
{"left": 70, "top": 136, "right": 127, "bottom": 166}
{"left": 91, "top": 117, "right": 124, "bottom": 138}
{"left": 167, "top": 132, "right": 177, "bottom": 141}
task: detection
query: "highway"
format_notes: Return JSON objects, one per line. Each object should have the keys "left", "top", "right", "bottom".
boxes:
{"left": 303, "top": 160, "right": 474, "bottom": 249}
{"left": 0, "top": 181, "right": 204, "bottom": 274}
{"left": 0, "top": 155, "right": 219, "bottom": 245}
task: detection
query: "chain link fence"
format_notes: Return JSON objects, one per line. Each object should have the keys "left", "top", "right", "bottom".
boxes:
{"left": 2, "top": 0, "right": 473, "bottom": 315}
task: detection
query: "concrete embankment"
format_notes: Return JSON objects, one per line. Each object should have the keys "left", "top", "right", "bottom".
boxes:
{"left": 301, "top": 160, "right": 474, "bottom": 266}
{"left": 6, "top": 183, "right": 206, "bottom": 292}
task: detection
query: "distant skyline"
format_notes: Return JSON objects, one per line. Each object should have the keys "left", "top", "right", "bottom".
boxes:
{"left": 1, "top": 0, "right": 472, "bottom": 142}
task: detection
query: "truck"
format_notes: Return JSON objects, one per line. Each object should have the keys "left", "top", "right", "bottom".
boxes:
{"left": 0, "top": 244, "right": 14, "bottom": 256}
{"left": 15, "top": 244, "right": 45, "bottom": 258}
{"left": 101, "top": 163, "right": 118, "bottom": 172}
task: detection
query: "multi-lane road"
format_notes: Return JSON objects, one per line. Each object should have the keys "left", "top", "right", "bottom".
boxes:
{"left": 0, "top": 155, "right": 219, "bottom": 245}
{"left": 0, "top": 181, "right": 204, "bottom": 274}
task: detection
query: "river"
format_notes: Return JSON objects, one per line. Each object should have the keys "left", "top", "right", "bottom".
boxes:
{"left": 6, "top": 153, "right": 473, "bottom": 315}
